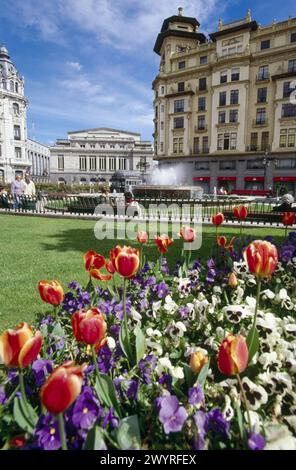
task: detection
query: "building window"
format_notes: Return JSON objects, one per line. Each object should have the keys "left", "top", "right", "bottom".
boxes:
{"left": 231, "top": 68, "right": 240, "bottom": 81}
{"left": 276, "top": 158, "right": 296, "bottom": 169}
{"left": 230, "top": 89, "right": 239, "bottom": 105}
{"left": 257, "top": 87, "right": 267, "bottom": 103}
{"left": 282, "top": 103, "right": 296, "bottom": 118}
{"left": 198, "top": 96, "right": 206, "bottom": 111}
{"left": 15, "top": 82, "right": 19, "bottom": 93}
{"left": 173, "top": 137, "right": 183, "bottom": 154}
{"left": 14, "top": 125, "right": 21, "bottom": 140}
{"left": 58, "top": 155, "right": 64, "bottom": 171}
{"left": 160, "top": 121, "right": 164, "bottom": 130}
{"left": 247, "top": 159, "right": 264, "bottom": 169}
{"left": 178, "top": 82, "right": 185, "bottom": 92}
{"left": 220, "top": 70, "right": 227, "bottom": 84}
{"left": 229, "top": 109, "right": 238, "bottom": 123}
{"left": 200, "top": 56, "right": 207, "bottom": 65}
{"left": 174, "top": 99, "right": 184, "bottom": 113}
{"left": 288, "top": 128, "right": 296, "bottom": 147}
{"left": 280, "top": 129, "right": 287, "bottom": 147}
{"left": 288, "top": 59, "right": 296, "bottom": 73}
{"left": 230, "top": 132, "right": 237, "bottom": 149}
{"left": 219, "top": 161, "right": 236, "bottom": 170}
{"left": 256, "top": 108, "right": 266, "bottom": 124}
{"left": 100, "top": 144, "right": 105, "bottom": 149}
{"left": 10, "top": 80, "right": 14, "bottom": 92}
{"left": 195, "top": 161, "right": 209, "bottom": 170}
{"left": 89, "top": 156, "right": 97, "bottom": 171}
{"left": 15, "top": 147, "right": 21, "bottom": 159}
{"left": 250, "top": 132, "right": 258, "bottom": 151}
{"left": 283, "top": 82, "right": 292, "bottom": 98}
{"left": 193, "top": 137, "right": 199, "bottom": 154}
{"left": 80, "top": 144, "right": 86, "bottom": 148}
{"left": 199, "top": 77, "right": 207, "bottom": 91}
{"left": 90, "top": 144, "right": 95, "bottom": 149}
{"left": 110, "top": 144, "right": 115, "bottom": 149}
{"left": 202, "top": 136, "right": 209, "bottom": 153}
{"left": 219, "top": 91, "right": 226, "bottom": 106}
{"left": 99, "top": 157, "right": 107, "bottom": 171}
{"left": 13, "top": 103, "right": 20, "bottom": 116}
{"left": 218, "top": 111, "right": 226, "bottom": 124}
{"left": 291, "top": 33, "right": 296, "bottom": 43}
{"left": 79, "top": 156, "right": 87, "bottom": 171}
{"left": 280, "top": 128, "right": 296, "bottom": 148}
{"left": 258, "top": 65, "right": 269, "bottom": 80}
{"left": 178, "top": 61, "right": 185, "bottom": 70}
{"left": 118, "top": 158, "right": 126, "bottom": 170}
{"left": 161, "top": 86, "right": 165, "bottom": 94}
{"left": 261, "top": 39, "right": 270, "bottom": 50}
{"left": 160, "top": 142, "right": 164, "bottom": 152}
{"left": 261, "top": 131, "right": 269, "bottom": 151}
{"left": 161, "top": 104, "right": 164, "bottom": 112}
{"left": 174, "top": 117, "right": 184, "bottom": 129}
{"left": 217, "top": 133, "right": 236, "bottom": 150}
{"left": 197, "top": 115, "right": 205, "bottom": 130}
{"left": 109, "top": 157, "right": 116, "bottom": 171}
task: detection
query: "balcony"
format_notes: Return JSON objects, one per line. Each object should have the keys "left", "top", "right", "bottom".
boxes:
{"left": 194, "top": 125, "right": 208, "bottom": 133}
{"left": 256, "top": 73, "right": 270, "bottom": 83}
{"left": 192, "top": 147, "right": 210, "bottom": 155}
{"left": 196, "top": 86, "right": 208, "bottom": 94}
{"left": 252, "top": 118, "right": 268, "bottom": 127}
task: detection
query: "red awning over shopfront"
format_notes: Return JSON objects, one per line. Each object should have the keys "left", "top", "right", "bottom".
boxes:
{"left": 217, "top": 176, "right": 236, "bottom": 181}
{"left": 244, "top": 176, "right": 264, "bottom": 182}
{"left": 193, "top": 177, "right": 211, "bottom": 181}
{"left": 273, "top": 177, "right": 296, "bottom": 182}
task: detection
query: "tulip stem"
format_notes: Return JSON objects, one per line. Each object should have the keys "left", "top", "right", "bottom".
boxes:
{"left": 236, "top": 373, "right": 252, "bottom": 437}
{"left": 18, "top": 369, "right": 30, "bottom": 417}
{"left": 91, "top": 345, "right": 100, "bottom": 378}
{"left": 58, "top": 413, "right": 67, "bottom": 450}
{"left": 254, "top": 279, "right": 261, "bottom": 327}
{"left": 123, "top": 277, "right": 132, "bottom": 366}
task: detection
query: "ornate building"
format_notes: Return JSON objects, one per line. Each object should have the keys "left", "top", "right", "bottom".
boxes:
{"left": 152, "top": 8, "right": 296, "bottom": 195}
{"left": 50, "top": 128, "right": 154, "bottom": 185}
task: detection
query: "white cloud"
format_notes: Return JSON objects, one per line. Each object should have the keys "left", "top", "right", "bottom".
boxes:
{"left": 66, "top": 61, "right": 82, "bottom": 71}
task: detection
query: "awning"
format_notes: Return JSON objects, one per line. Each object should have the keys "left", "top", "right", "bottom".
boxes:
{"left": 217, "top": 176, "right": 236, "bottom": 181}
{"left": 244, "top": 176, "right": 264, "bottom": 182}
{"left": 193, "top": 177, "right": 210, "bottom": 182}
{"left": 273, "top": 177, "right": 296, "bottom": 182}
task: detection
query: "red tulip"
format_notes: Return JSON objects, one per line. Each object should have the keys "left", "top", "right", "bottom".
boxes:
{"left": 179, "top": 226, "right": 196, "bottom": 243}
{"left": 217, "top": 235, "right": 235, "bottom": 251}
{"left": 84, "top": 250, "right": 112, "bottom": 281}
{"left": 282, "top": 212, "right": 296, "bottom": 226}
{"left": 218, "top": 334, "right": 249, "bottom": 376}
{"left": 38, "top": 280, "right": 64, "bottom": 306}
{"left": 0, "top": 322, "right": 42, "bottom": 368}
{"left": 106, "top": 259, "right": 116, "bottom": 274}
{"left": 233, "top": 205, "right": 248, "bottom": 220}
{"left": 72, "top": 308, "right": 107, "bottom": 345}
{"left": 40, "top": 361, "right": 85, "bottom": 415}
{"left": 109, "top": 245, "right": 140, "bottom": 278}
{"left": 137, "top": 231, "right": 148, "bottom": 244}
{"left": 9, "top": 435, "right": 26, "bottom": 449}
{"left": 244, "top": 240, "right": 278, "bottom": 278}
{"left": 154, "top": 234, "right": 173, "bottom": 254}
{"left": 212, "top": 213, "right": 224, "bottom": 226}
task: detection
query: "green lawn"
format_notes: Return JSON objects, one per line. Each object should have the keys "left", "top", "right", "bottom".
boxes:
{"left": 0, "top": 213, "right": 285, "bottom": 331}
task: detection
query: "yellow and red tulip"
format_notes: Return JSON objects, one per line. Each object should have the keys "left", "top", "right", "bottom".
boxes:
{"left": 38, "top": 280, "right": 64, "bottom": 306}
{"left": 244, "top": 240, "right": 278, "bottom": 278}
{"left": 228, "top": 272, "right": 238, "bottom": 288}
{"left": 109, "top": 245, "right": 140, "bottom": 278}
{"left": 72, "top": 307, "right": 107, "bottom": 346}
{"left": 179, "top": 226, "right": 196, "bottom": 243}
{"left": 212, "top": 213, "right": 224, "bottom": 226}
{"left": 0, "top": 322, "right": 42, "bottom": 368}
{"left": 137, "top": 231, "right": 148, "bottom": 244}
{"left": 154, "top": 234, "right": 173, "bottom": 254}
{"left": 189, "top": 351, "right": 208, "bottom": 374}
{"left": 40, "top": 361, "right": 85, "bottom": 415}
{"left": 217, "top": 235, "right": 235, "bottom": 252}
{"left": 233, "top": 205, "right": 248, "bottom": 220}
{"left": 218, "top": 334, "right": 249, "bottom": 376}
{"left": 84, "top": 250, "right": 112, "bottom": 281}
{"left": 282, "top": 212, "right": 296, "bottom": 226}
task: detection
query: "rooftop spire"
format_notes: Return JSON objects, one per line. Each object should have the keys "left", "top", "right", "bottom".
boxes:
{"left": 178, "top": 7, "right": 184, "bottom": 16}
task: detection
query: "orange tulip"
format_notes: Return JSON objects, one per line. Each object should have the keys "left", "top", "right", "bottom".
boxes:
{"left": 217, "top": 235, "right": 235, "bottom": 251}
{"left": 154, "top": 234, "right": 173, "bottom": 254}
{"left": 84, "top": 250, "right": 112, "bottom": 281}
{"left": 109, "top": 245, "right": 140, "bottom": 278}
{"left": 212, "top": 213, "right": 224, "bottom": 226}
{"left": 233, "top": 205, "right": 248, "bottom": 220}
{"left": 0, "top": 322, "right": 42, "bottom": 368}
{"left": 38, "top": 280, "right": 64, "bottom": 306}
{"left": 228, "top": 272, "right": 238, "bottom": 288}
{"left": 179, "top": 226, "right": 196, "bottom": 243}
{"left": 72, "top": 308, "right": 107, "bottom": 345}
{"left": 137, "top": 231, "right": 148, "bottom": 244}
{"left": 244, "top": 240, "right": 278, "bottom": 278}
{"left": 189, "top": 351, "right": 208, "bottom": 374}
{"left": 40, "top": 361, "right": 85, "bottom": 415}
{"left": 218, "top": 334, "right": 249, "bottom": 376}
{"left": 282, "top": 212, "right": 296, "bottom": 226}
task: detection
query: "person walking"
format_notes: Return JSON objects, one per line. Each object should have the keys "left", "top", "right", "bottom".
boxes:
{"left": 24, "top": 173, "right": 36, "bottom": 197}
{"left": 11, "top": 174, "right": 25, "bottom": 209}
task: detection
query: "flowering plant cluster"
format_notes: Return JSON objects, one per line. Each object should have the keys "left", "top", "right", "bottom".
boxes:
{"left": 0, "top": 220, "right": 295, "bottom": 451}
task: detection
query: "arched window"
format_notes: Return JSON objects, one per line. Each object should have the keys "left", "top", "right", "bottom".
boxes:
{"left": 10, "top": 80, "right": 14, "bottom": 92}
{"left": 13, "top": 103, "right": 19, "bottom": 116}
{"left": 15, "top": 82, "right": 18, "bottom": 93}
{"left": 1, "top": 80, "right": 6, "bottom": 90}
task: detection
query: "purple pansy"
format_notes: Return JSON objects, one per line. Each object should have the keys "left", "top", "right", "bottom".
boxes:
{"left": 102, "top": 408, "right": 119, "bottom": 429}
{"left": 34, "top": 414, "right": 61, "bottom": 450}
{"left": 0, "top": 386, "right": 6, "bottom": 405}
{"left": 97, "top": 345, "right": 114, "bottom": 374}
{"left": 158, "top": 373, "right": 172, "bottom": 392}
{"left": 125, "top": 379, "right": 139, "bottom": 400}
{"left": 206, "top": 408, "right": 230, "bottom": 438}
{"left": 139, "top": 355, "right": 157, "bottom": 384}
{"left": 158, "top": 395, "right": 187, "bottom": 434}
{"left": 32, "top": 359, "right": 54, "bottom": 387}
{"left": 193, "top": 410, "right": 207, "bottom": 450}
{"left": 156, "top": 281, "right": 169, "bottom": 299}
{"left": 71, "top": 386, "right": 101, "bottom": 430}
{"left": 248, "top": 433, "right": 266, "bottom": 450}
{"left": 188, "top": 384, "right": 204, "bottom": 406}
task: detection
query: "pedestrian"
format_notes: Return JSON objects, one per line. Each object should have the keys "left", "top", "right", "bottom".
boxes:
{"left": 11, "top": 174, "right": 25, "bottom": 209}
{"left": 24, "top": 173, "right": 36, "bottom": 197}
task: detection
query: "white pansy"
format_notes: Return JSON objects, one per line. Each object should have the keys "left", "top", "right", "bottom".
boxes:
{"left": 213, "top": 286, "right": 222, "bottom": 294}
{"left": 245, "top": 296, "right": 256, "bottom": 312}
{"left": 146, "top": 339, "right": 163, "bottom": 356}
{"left": 241, "top": 377, "right": 268, "bottom": 411}
{"left": 261, "top": 289, "right": 275, "bottom": 300}
{"left": 146, "top": 327, "right": 162, "bottom": 338}
{"left": 106, "top": 336, "right": 116, "bottom": 350}
{"left": 284, "top": 416, "right": 296, "bottom": 433}
{"left": 130, "top": 307, "right": 142, "bottom": 324}
{"left": 222, "top": 304, "right": 252, "bottom": 323}
{"left": 165, "top": 321, "right": 187, "bottom": 338}
{"left": 156, "top": 356, "right": 184, "bottom": 379}
{"left": 244, "top": 411, "right": 262, "bottom": 434}
{"left": 223, "top": 395, "right": 234, "bottom": 421}
{"left": 231, "top": 285, "right": 245, "bottom": 304}
{"left": 163, "top": 295, "right": 178, "bottom": 314}
{"left": 152, "top": 301, "right": 162, "bottom": 316}
{"left": 258, "top": 351, "right": 278, "bottom": 368}
{"left": 265, "top": 423, "right": 296, "bottom": 450}
{"left": 184, "top": 346, "right": 208, "bottom": 358}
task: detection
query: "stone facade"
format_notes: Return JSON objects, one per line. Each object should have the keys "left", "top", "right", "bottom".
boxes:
{"left": 27, "top": 138, "right": 50, "bottom": 183}
{"left": 153, "top": 9, "right": 296, "bottom": 195}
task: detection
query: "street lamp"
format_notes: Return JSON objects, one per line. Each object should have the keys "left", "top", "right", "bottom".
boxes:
{"left": 262, "top": 151, "right": 278, "bottom": 194}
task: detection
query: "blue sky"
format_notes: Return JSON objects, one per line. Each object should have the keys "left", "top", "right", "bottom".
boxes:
{"left": 0, "top": 0, "right": 295, "bottom": 145}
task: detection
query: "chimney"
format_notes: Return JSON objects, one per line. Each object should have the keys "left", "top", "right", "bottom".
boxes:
{"left": 178, "top": 7, "right": 184, "bottom": 16}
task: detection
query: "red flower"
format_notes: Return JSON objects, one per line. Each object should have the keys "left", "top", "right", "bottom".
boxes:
{"left": 244, "top": 240, "right": 278, "bottom": 278}
{"left": 233, "top": 205, "right": 248, "bottom": 220}
{"left": 154, "top": 234, "right": 173, "bottom": 254}
{"left": 38, "top": 280, "right": 64, "bottom": 305}
{"left": 72, "top": 307, "right": 107, "bottom": 345}
{"left": 40, "top": 361, "right": 85, "bottom": 415}
{"left": 179, "top": 226, "right": 196, "bottom": 243}
{"left": 212, "top": 213, "right": 224, "bottom": 226}
{"left": 217, "top": 235, "right": 235, "bottom": 251}
{"left": 9, "top": 435, "right": 26, "bottom": 449}
{"left": 137, "top": 231, "right": 148, "bottom": 244}
{"left": 218, "top": 334, "right": 249, "bottom": 376}
{"left": 0, "top": 322, "right": 42, "bottom": 368}
{"left": 84, "top": 250, "right": 112, "bottom": 281}
{"left": 109, "top": 245, "right": 140, "bottom": 278}
{"left": 282, "top": 212, "right": 296, "bottom": 226}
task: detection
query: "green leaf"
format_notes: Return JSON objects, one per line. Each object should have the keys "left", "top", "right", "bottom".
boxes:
{"left": 235, "top": 402, "right": 245, "bottom": 442}
{"left": 182, "top": 363, "right": 197, "bottom": 388}
{"left": 119, "top": 324, "right": 132, "bottom": 364}
{"left": 84, "top": 426, "right": 105, "bottom": 450}
{"left": 246, "top": 326, "right": 260, "bottom": 363}
{"left": 197, "top": 360, "right": 210, "bottom": 388}
{"left": 51, "top": 323, "right": 64, "bottom": 337}
{"left": 94, "top": 374, "right": 121, "bottom": 418}
{"left": 134, "top": 326, "right": 146, "bottom": 364}
{"left": 13, "top": 397, "right": 38, "bottom": 434}
{"left": 106, "top": 284, "right": 120, "bottom": 302}
{"left": 116, "top": 415, "right": 141, "bottom": 450}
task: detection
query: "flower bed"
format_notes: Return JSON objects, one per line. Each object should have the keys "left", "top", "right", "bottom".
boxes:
{"left": 0, "top": 211, "right": 296, "bottom": 451}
